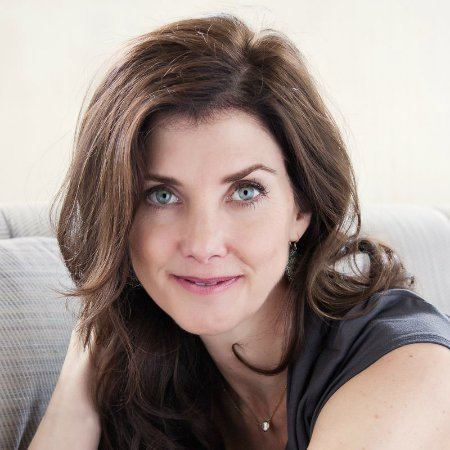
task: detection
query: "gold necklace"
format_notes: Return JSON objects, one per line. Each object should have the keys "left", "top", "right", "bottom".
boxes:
{"left": 223, "top": 383, "right": 288, "bottom": 432}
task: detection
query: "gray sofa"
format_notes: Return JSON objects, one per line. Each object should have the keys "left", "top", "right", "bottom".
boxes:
{"left": 0, "top": 202, "right": 449, "bottom": 449}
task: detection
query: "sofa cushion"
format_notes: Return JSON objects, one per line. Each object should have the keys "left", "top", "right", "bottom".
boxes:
{"left": 360, "top": 203, "right": 450, "bottom": 314}
{"left": 0, "top": 236, "right": 79, "bottom": 449}
{"left": 0, "top": 203, "right": 55, "bottom": 239}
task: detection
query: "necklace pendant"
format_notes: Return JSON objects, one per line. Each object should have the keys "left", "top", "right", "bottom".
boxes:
{"left": 261, "top": 421, "right": 270, "bottom": 432}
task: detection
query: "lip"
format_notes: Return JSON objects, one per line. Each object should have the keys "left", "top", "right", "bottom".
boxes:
{"left": 173, "top": 275, "right": 241, "bottom": 283}
{"left": 171, "top": 274, "right": 242, "bottom": 296}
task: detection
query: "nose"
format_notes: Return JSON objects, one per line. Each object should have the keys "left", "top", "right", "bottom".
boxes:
{"left": 179, "top": 206, "right": 227, "bottom": 264}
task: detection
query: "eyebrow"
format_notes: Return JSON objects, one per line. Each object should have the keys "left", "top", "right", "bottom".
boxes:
{"left": 144, "top": 163, "right": 277, "bottom": 186}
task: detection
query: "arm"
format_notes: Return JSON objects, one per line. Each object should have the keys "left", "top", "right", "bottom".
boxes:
{"left": 28, "top": 326, "right": 101, "bottom": 450}
{"left": 307, "top": 343, "right": 450, "bottom": 449}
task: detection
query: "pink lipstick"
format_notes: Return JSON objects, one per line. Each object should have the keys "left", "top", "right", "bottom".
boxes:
{"left": 172, "top": 275, "right": 242, "bottom": 296}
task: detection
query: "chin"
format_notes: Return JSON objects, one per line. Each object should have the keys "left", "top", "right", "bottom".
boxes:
{"left": 173, "top": 311, "right": 242, "bottom": 336}
{"left": 177, "top": 319, "right": 232, "bottom": 336}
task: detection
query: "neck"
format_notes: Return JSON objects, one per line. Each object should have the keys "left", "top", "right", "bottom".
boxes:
{"left": 200, "top": 276, "right": 290, "bottom": 416}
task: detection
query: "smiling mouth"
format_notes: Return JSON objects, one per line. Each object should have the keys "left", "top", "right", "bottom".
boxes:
{"left": 184, "top": 279, "right": 227, "bottom": 286}
{"left": 173, "top": 275, "right": 242, "bottom": 284}
{"left": 172, "top": 274, "right": 242, "bottom": 295}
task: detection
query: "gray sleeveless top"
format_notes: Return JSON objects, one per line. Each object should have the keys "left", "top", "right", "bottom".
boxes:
{"left": 285, "top": 288, "right": 450, "bottom": 450}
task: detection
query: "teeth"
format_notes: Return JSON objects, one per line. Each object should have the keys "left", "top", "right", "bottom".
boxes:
{"left": 181, "top": 277, "right": 232, "bottom": 286}
{"left": 194, "top": 281, "right": 219, "bottom": 286}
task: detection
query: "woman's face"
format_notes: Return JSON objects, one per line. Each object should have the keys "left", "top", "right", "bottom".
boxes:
{"left": 129, "top": 109, "right": 311, "bottom": 336}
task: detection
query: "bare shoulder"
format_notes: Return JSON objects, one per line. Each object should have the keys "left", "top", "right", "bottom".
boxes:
{"left": 308, "top": 342, "right": 450, "bottom": 450}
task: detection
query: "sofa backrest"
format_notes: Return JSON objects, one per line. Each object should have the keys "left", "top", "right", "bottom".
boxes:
{"left": 360, "top": 203, "right": 450, "bottom": 313}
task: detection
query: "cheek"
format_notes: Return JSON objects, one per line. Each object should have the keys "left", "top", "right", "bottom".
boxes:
{"left": 257, "top": 239, "right": 288, "bottom": 280}
{"left": 132, "top": 241, "right": 167, "bottom": 273}
{"left": 239, "top": 226, "right": 288, "bottom": 290}
{"left": 242, "top": 208, "right": 288, "bottom": 262}
{"left": 128, "top": 226, "right": 171, "bottom": 311}
{"left": 129, "top": 215, "right": 170, "bottom": 275}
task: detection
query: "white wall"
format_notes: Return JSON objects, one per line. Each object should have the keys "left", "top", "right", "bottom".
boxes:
{"left": 1, "top": 0, "right": 449, "bottom": 206}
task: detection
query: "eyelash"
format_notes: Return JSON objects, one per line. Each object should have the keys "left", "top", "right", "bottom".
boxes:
{"left": 143, "top": 178, "right": 269, "bottom": 211}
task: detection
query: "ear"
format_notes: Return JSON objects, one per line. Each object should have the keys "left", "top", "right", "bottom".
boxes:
{"left": 290, "top": 209, "right": 312, "bottom": 242}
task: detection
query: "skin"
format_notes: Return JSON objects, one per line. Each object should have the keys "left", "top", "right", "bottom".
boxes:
{"left": 128, "top": 108, "right": 311, "bottom": 445}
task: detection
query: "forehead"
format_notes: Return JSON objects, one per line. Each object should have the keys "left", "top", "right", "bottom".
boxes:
{"left": 144, "top": 109, "right": 285, "bottom": 172}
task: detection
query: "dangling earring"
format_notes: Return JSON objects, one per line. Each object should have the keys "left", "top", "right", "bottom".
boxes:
{"left": 129, "top": 266, "right": 141, "bottom": 288}
{"left": 285, "top": 240, "right": 299, "bottom": 282}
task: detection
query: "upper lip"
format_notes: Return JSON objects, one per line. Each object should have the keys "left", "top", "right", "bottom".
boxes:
{"left": 173, "top": 274, "right": 242, "bottom": 283}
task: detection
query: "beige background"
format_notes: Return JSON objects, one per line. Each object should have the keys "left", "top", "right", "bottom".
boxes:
{"left": 1, "top": 0, "right": 449, "bottom": 206}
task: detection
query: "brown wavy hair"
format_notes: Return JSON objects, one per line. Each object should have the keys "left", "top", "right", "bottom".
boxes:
{"left": 50, "top": 12, "right": 414, "bottom": 449}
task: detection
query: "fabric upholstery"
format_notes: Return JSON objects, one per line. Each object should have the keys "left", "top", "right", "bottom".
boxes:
{"left": 0, "top": 224, "right": 79, "bottom": 449}
{"left": 360, "top": 203, "right": 450, "bottom": 313}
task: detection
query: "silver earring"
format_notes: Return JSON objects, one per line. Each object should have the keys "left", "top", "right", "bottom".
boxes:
{"left": 285, "top": 240, "right": 299, "bottom": 281}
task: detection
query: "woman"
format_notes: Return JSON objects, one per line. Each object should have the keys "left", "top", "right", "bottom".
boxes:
{"left": 30, "top": 13, "right": 450, "bottom": 450}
